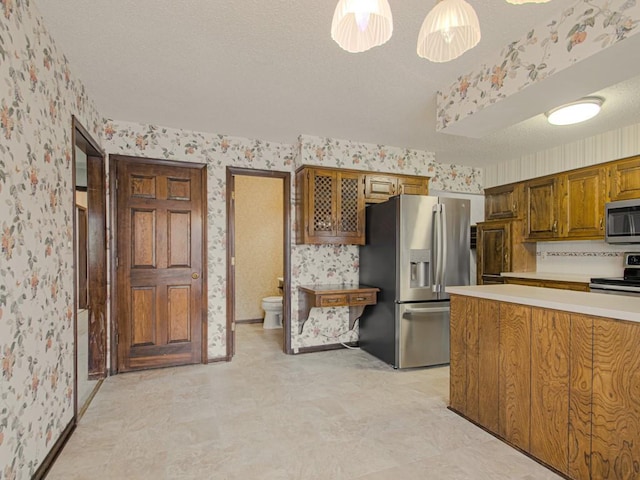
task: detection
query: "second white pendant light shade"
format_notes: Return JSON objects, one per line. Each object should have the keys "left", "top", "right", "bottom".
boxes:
{"left": 417, "top": 0, "right": 481, "bottom": 62}
{"left": 331, "top": 0, "right": 393, "bottom": 53}
{"left": 330, "top": 0, "right": 549, "bottom": 61}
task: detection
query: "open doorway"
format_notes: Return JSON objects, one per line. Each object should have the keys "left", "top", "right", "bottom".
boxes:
{"left": 226, "top": 167, "right": 291, "bottom": 357}
{"left": 72, "top": 117, "right": 107, "bottom": 417}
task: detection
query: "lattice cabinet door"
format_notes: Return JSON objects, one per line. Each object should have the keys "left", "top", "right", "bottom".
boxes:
{"left": 296, "top": 167, "right": 366, "bottom": 245}
{"left": 307, "top": 168, "right": 338, "bottom": 241}
{"left": 336, "top": 171, "right": 365, "bottom": 244}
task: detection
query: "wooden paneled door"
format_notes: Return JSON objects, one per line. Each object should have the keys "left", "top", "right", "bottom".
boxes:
{"left": 114, "top": 156, "right": 206, "bottom": 372}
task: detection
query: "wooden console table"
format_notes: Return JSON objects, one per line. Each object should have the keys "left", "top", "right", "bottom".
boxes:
{"left": 297, "top": 284, "right": 380, "bottom": 334}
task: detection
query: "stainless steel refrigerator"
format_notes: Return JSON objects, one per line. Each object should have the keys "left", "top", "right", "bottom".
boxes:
{"left": 359, "top": 195, "right": 470, "bottom": 369}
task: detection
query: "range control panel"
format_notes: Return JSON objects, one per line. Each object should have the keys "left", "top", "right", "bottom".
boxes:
{"left": 624, "top": 252, "right": 640, "bottom": 268}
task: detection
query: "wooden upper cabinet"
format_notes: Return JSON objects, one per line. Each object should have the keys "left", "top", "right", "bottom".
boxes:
{"left": 560, "top": 166, "right": 606, "bottom": 239}
{"left": 477, "top": 220, "right": 535, "bottom": 285}
{"left": 364, "top": 174, "right": 397, "bottom": 202}
{"left": 476, "top": 221, "right": 511, "bottom": 284}
{"left": 485, "top": 183, "right": 523, "bottom": 220}
{"left": 397, "top": 176, "right": 429, "bottom": 196}
{"left": 364, "top": 173, "right": 428, "bottom": 203}
{"left": 608, "top": 155, "right": 640, "bottom": 201}
{"left": 525, "top": 176, "right": 561, "bottom": 240}
{"left": 296, "top": 167, "right": 365, "bottom": 245}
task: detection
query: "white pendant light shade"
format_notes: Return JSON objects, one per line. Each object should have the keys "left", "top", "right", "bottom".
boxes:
{"left": 545, "top": 97, "right": 604, "bottom": 125}
{"left": 506, "top": 0, "right": 551, "bottom": 4}
{"left": 417, "top": 0, "right": 481, "bottom": 62}
{"left": 331, "top": 0, "right": 393, "bottom": 53}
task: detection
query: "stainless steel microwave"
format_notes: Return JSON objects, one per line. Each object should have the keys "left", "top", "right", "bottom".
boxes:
{"left": 606, "top": 199, "right": 640, "bottom": 244}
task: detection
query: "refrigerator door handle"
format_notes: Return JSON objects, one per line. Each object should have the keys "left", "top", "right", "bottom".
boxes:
{"left": 432, "top": 205, "right": 441, "bottom": 293}
{"left": 405, "top": 306, "right": 450, "bottom": 314}
{"left": 440, "top": 203, "right": 447, "bottom": 291}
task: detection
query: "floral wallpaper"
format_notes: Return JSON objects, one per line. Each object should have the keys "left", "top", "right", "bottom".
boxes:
{"left": 103, "top": 120, "right": 295, "bottom": 359}
{"left": 296, "top": 135, "right": 483, "bottom": 194}
{"left": 437, "top": 0, "right": 640, "bottom": 131}
{"left": 0, "top": 2, "right": 482, "bottom": 476}
{"left": 0, "top": 2, "right": 103, "bottom": 479}
{"left": 104, "top": 128, "right": 483, "bottom": 352}
{"left": 292, "top": 135, "right": 482, "bottom": 348}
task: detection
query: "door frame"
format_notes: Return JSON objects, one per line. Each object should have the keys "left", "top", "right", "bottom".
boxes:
{"left": 226, "top": 167, "right": 292, "bottom": 356}
{"left": 109, "top": 155, "right": 208, "bottom": 373}
{"left": 71, "top": 116, "right": 107, "bottom": 417}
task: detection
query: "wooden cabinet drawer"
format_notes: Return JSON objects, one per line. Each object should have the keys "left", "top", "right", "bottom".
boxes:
{"left": 318, "top": 294, "right": 348, "bottom": 307}
{"left": 349, "top": 292, "right": 376, "bottom": 305}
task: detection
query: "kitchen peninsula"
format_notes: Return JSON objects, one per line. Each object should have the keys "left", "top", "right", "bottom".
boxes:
{"left": 447, "top": 284, "right": 640, "bottom": 480}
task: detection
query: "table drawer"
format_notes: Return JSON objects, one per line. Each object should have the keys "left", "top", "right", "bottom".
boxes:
{"left": 318, "top": 294, "right": 348, "bottom": 307}
{"left": 349, "top": 292, "right": 376, "bottom": 305}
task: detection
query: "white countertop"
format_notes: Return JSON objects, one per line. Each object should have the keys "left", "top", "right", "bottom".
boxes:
{"left": 447, "top": 285, "right": 640, "bottom": 323}
{"left": 500, "top": 272, "right": 593, "bottom": 283}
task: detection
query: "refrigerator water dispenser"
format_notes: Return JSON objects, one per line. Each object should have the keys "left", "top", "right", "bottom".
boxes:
{"left": 410, "top": 249, "right": 430, "bottom": 288}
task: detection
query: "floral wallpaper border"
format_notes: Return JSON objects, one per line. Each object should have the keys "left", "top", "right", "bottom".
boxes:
{"left": 537, "top": 251, "right": 624, "bottom": 257}
{"left": 437, "top": 0, "right": 640, "bottom": 132}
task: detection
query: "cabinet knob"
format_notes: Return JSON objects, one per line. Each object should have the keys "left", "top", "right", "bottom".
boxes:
{"left": 552, "top": 220, "right": 558, "bottom": 233}
{"left": 192, "top": 272, "right": 200, "bottom": 279}
{"left": 600, "top": 217, "right": 604, "bottom": 230}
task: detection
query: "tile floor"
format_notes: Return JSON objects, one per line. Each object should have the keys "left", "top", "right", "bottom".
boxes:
{"left": 47, "top": 324, "right": 562, "bottom": 479}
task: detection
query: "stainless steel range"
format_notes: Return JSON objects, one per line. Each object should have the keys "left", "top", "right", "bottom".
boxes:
{"left": 590, "top": 252, "right": 640, "bottom": 296}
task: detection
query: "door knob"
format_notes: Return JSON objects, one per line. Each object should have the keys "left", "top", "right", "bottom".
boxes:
{"left": 192, "top": 272, "right": 200, "bottom": 279}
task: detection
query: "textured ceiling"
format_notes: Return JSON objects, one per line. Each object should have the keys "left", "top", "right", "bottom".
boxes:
{"left": 34, "top": 0, "right": 640, "bottom": 167}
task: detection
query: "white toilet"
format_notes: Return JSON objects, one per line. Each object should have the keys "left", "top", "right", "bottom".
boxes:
{"left": 261, "top": 296, "right": 283, "bottom": 329}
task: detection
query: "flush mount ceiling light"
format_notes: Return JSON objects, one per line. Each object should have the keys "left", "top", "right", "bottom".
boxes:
{"left": 417, "top": 0, "right": 481, "bottom": 62}
{"left": 545, "top": 97, "right": 604, "bottom": 126}
{"left": 331, "top": 0, "right": 393, "bottom": 53}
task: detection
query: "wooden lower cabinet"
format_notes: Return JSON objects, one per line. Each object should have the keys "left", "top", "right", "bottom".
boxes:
{"left": 449, "top": 295, "right": 467, "bottom": 414}
{"left": 499, "top": 302, "right": 531, "bottom": 451}
{"left": 569, "top": 314, "right": 594, "bottom": 480}
{"left": 591, "top": 318, "right": 640, "bottom": 480}
{"left": 450, "top": 295, "right": 640, "bottom": 480}
{"left": 530, "top": 308, "right": 570, "bottom": 475}
{"left": 449, "top": 296, "right": 500, "bottom": 431}
{"left": 477, "top": 299, "right": 500, "bottom": 432}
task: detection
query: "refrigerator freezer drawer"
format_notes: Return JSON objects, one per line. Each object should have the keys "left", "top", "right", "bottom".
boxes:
{"left": 397, "top": 302, "right": 450, "bottom": 369}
